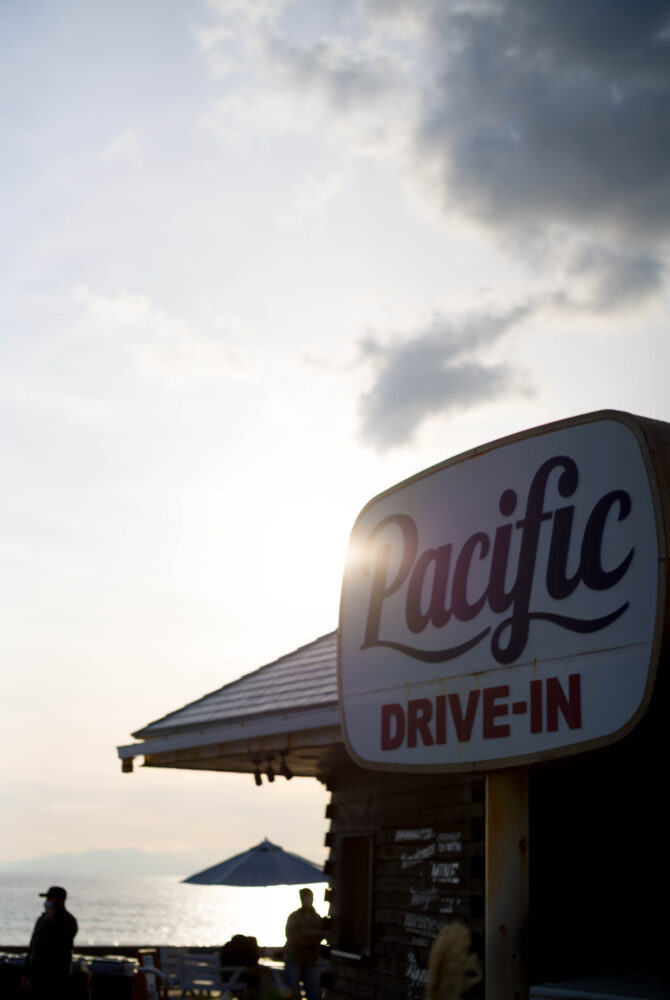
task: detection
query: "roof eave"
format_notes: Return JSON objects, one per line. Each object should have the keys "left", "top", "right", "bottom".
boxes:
{"left": 118, "top": 704, "right": 341, "bottom": 762}
{"left": 131, "top": 699, "right": 338, "bottom": 741}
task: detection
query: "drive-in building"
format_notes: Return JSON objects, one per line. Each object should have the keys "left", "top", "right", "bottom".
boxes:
{"left": 118, "top": 411, "right": 669, "bottom": 1000}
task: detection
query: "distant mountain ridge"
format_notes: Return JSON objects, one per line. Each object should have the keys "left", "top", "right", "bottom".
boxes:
{"left": 0, "top": 847, "right": 219, "bottom": 877}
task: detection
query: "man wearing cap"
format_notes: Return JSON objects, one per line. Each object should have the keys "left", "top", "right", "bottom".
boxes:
{"left": 23, "top": 886, "right": 78, "bottom": 997}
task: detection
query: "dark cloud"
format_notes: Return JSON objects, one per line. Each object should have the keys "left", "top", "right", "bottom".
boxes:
{"left": 567, "top": 245, "right": 665, "bottom": 311}
{"left": 358, "top": 304, "right": 534, "bottom": 450}
{"left": 249, "top": 2, "right": 670, "bottom": 449}
{"left": 356, "top": 2, "right": 670, "bottom": 452}
{"left": 422, "top": 1, "right": 670, "bottom": 241}
{"left": 356, "top": 240, "right": 661, "bottom": 451}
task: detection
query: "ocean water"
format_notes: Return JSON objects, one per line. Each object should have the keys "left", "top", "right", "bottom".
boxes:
{"left": 0, "top": 873, "right": 327, "bottom": 948}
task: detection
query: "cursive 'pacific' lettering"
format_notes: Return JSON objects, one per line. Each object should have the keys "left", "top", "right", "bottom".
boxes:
{"left": 359, "top": 456, "right": 632, "bottom": 666}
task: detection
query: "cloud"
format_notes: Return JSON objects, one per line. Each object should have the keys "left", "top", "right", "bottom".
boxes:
{"left": 358, "top": 304, "right": 534, "bottom": 450}
{"left": 419, "top": 1, "right": 670, "bottom": 242}
{"left": 195, "top": 0, "right": 670, "bottom": 452}
{"left": 565, "top": 245, "right": 665, "bottom": 312}
{"left": 196, "top": 0, "right": 415, "bottom": 154}
{"left": 200, "top": 0, "right": 670, "bottom": 244}
{"left": 197, "top": 0, "right": 670, "bottom": 304}
{"left": 269, "top": 35, "right": 399, "bottom": 113}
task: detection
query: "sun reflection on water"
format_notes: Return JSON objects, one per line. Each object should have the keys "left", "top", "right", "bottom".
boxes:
{"left": 0, "top": 874, "right": 328, "bottom": 948}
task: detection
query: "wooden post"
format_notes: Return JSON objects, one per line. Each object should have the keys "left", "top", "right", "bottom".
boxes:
{"left": 485, "top": 770, "right": 529, "bottom": 1000}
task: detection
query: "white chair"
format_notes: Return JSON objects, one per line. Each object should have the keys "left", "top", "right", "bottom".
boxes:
{"left": 157, "top": 947, "right": 181, "bottom": 992}
{"left": 177, "top": 950, "right": 247, "bottom": 998}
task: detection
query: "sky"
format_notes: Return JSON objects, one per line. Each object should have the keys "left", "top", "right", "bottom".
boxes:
{"left": 2, "top": 0, "right": 670, "bottom": 869}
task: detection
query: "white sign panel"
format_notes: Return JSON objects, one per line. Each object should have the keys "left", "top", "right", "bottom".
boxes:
{"left": 338, "top": 412, "right": 665, "bottom": 771}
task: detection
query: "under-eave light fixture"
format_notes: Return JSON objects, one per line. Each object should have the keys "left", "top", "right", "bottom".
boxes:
{"left": 280, "top": 755, "right": 293, "bottom": 780}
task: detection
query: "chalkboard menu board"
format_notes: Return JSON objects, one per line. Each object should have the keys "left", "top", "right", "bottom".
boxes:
{"left": 325, "top": 767, "right": 484, "bottom": 1000}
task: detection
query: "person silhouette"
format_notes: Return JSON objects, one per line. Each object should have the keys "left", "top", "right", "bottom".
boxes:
{"left": 23, "top": 886, "right": 78, "bottom": 999}
{"left": 284, "top": 887, "right": 325, "bottom": 1000}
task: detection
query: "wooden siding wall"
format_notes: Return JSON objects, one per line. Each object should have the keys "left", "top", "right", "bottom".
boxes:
{"left": 324, "top": 766, "right": 485, "bottom": 1000}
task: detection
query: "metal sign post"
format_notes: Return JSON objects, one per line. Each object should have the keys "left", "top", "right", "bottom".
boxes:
{"left": 485, "top": 770, "right": 529, "bottom": 1000}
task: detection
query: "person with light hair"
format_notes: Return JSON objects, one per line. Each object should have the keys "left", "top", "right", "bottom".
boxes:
{"left": 426, "top": 921, "right": 482, "bottom": 1000}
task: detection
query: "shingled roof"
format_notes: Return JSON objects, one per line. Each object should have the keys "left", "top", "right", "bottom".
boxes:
{"left": 118, "top": 631, "right": 343, "bottom": 778}
{"left": 133, "top": 630, "right": 338, "bottom": 739}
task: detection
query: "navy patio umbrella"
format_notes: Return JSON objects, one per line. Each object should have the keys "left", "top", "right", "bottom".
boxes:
{"left": 183, "top": 839, "right": 328, "bottom": 887}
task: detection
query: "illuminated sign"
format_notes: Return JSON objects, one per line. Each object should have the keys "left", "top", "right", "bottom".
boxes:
{"left": 338, "top": 412, "right": 668, "bottom": 771}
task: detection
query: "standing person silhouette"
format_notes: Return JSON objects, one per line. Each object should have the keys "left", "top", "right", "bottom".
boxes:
{"left": 23, "top": 886, "right": 78, "bottom": 999}
{"left": 284, "top": 887, "right": 325, "bottom": 1000}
